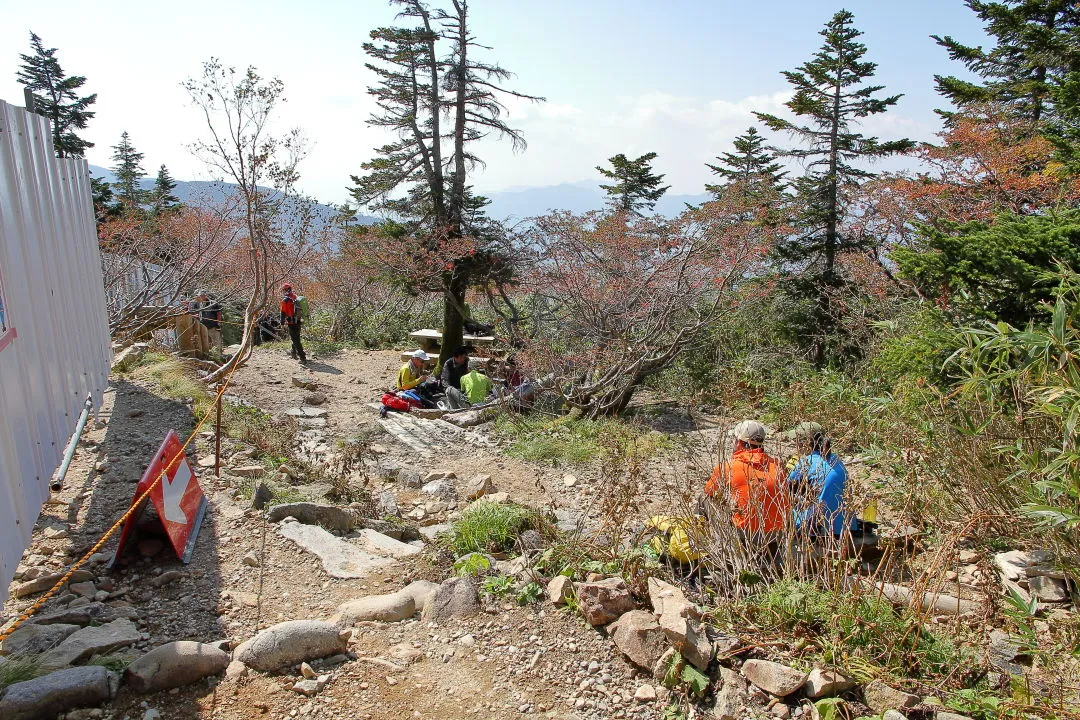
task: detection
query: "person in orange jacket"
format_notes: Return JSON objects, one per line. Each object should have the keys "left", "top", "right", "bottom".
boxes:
{"left": 705, "top": 420, "right": 790, "bottom": 535}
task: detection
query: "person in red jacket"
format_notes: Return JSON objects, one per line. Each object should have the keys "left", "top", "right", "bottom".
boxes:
{"left": 280, "top": 283, "right": 306, "bottom": 364}
{"left": 705, "top": 420, "right": 789, "bottom": 536}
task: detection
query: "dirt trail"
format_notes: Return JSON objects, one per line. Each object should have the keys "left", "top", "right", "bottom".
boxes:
{"left": 5, "top": 346, "right": 724, "bottom": 720}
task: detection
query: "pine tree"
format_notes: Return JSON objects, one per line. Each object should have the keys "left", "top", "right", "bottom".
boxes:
{"left": 933, "top": 1, "right": 1080, "bottom": 122}
{"left": 150, "top": 164, "right": 181, "bottom": 214}
{"left": 597, "top": 152, "right": 670, "bottom": 214}
{"left": 111, "top": 132, "right": 147, "bottom": 208}
{"left": 755, "top": 10, "right": 914, "bottom": 365}
{"left": 16, "top": 32, "right": 97, "bottom": 158}
{"left": 705, "top": 127, "right": 787, "bottom": 198}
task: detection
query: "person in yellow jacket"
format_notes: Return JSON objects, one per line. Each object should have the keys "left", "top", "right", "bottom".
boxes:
{"left": 398, "top": 349, "right": 433, "bottom": 391}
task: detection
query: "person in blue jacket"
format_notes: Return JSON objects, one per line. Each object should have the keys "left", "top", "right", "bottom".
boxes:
{"left": 786, "top": 429, "right": 856, "bottom": 537}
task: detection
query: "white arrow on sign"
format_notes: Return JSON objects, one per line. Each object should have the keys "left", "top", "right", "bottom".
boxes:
{"left": 162, "top": 460, "right": 192, "bottom": 524}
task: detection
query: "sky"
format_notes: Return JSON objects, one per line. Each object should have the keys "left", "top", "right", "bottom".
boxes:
{"left": 1, "top": 0, "right": 987, "bottom": 207}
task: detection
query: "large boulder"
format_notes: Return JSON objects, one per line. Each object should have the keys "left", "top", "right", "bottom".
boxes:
{"left": 0, "top": 666, "right": 119, "bottom": 720}
{"left": 0, "top": 623, "right": 80, "bottom": 656}
{"left": 421, "top": 577, "right": 480, "bottom": 624}
{"left": 40, "top": 618, "right": 140, "bottom": 669}
{"left": 576, "top": 577, "right": 635, "bottom": 626}
{"left": 741, "top": 659, "right": 807, "bottom": 697}
{"left": 124, "top": 641, "right": 230, "bottom": 693}
{"left": 233, "top": 620, "right": 347, "bottom": 672}
{"left": 658, "top": 611, "right": 713, "bottom": 671}
{"left": 610, "top": 610, "right": 667, "bottom": 672}
{"left": 863, "top": 680, "right": 920, "bottom": 713}
{"left": 266, "top": 503, "right": 354, "bottom": 533}
{"left": 332, "top": 592, "right": 415, "bottom": 626}
{"left": 803, "top": 668, "right": 857, "bottom": 699}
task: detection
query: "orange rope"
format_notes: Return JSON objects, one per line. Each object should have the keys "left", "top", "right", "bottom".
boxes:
{"left": 0, "top": 364, "right": 240, "bottom": 642}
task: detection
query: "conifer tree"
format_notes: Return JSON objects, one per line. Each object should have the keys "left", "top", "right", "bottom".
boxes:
{"left": 705, "top": 127, "right": 787, "bottom": 198}
{"left": 150, "top": 164, "right": 181, "bottom": 214}
{"left": 16, "top": 32, "right": 97, "bottom": 158}
{"left": 933, "top": 0, "right": 1080, "bottom": 122}
{"left": 755, "top": 10, "right": 913, "bottom": 365}
{"left": 597, "top": 152, "right": 670, "bottom": 214}
{"left": 110, "top": 132, "right": 147, "bottom": 208}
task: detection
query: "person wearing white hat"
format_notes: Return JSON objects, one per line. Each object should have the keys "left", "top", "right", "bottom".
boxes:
{"left": 397, "top": 349, "right": 432, "bottom": 392}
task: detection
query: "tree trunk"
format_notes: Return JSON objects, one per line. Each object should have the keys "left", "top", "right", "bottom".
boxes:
{"left": 440, "top": 280, "right": 467, "bottom": 366}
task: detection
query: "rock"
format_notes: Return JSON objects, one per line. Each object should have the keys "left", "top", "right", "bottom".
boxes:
{"left": 124, "top": 641, "right": 231, "bottom": 693}
{"left": 30, "top": 602, "right": 133, "bottom": 627}
{"left": 576, "top": 577, "right": 635, "bottom": 626}
{"left": 224, "top": 660, "right": 248, "bottom": 679}
{"left": 292, "top": 375, "right": 318, "bottom": 390}
{"left": 421, "top": 478, "right": 456, "bottom": 499}
{"left": 111, "top": 344, "right": 147, "bottom": 372}
{"left": 0, "top": 623, "right": 80, "bottom": 656}
{"left": 356, "top": 529, "right": 422, "bottom": 558}
{"left": 233, "top": 620, "right": 347, "bottom": 672}
{"left": 301, "top": 662, "right": 316, "bottom": 679}
{"left": 251, "top": 482, "right": 274, "bottom": 510}
{"left": 562, "top": 474, "right": 578, "bottom": 487}
{"left": 401, "top": 471, "right": 423, "bottom": 489}
{"left": 803, "top": 668, "right": 856, "bottom": 699}
{"left": 267, "top": 502, "right": 355, "bottom": 533}
{"left": 485, "top": 491, "right": 510, "bottom": 504}
{"left": 399, "top": 580, "right": 440, "bottom": 611}
{"left": 197, "top": 456, "right": 217, "bottom": 469}
{"left": 988, "top": 629, "right": 1027, "bottom": 675}
{"left": 378, "top": 490, "right": 400, "bottom": 516}
{"left": 303, "top": 392, "right": 327, "bottom": 406}
{"left": 519, "top": 529, "right": 544, "bottom": 551}
{"left": 69, "top": 581, "right": 96, "bottom": 598}
{"left": 740, "top": 659, "right": 806, "bottom": 698}
{"left": 648, "top": 577, "right": 697, "bottom": 619}
{"left": 611, "top": 610, "right": 667, "bottom": 672}
{"left": 43, "top": 525, "right": 70, "bottom": 540}
{"left": 658, "top": 611, "right": 713, "bottom": 671}
{"left": 958, "top": 549, "right": 979, "bottom": 564}
{"left": 150, "top": 571, "right": 184, "bottom": 588}
{"left": 634, "top": 684, "right": 657, "bottom": 703}
{"left": 40, "top": 618, "right": 141, "bottom": 669}
{"left": 936, "top": 713, "right": 974, "bottom": 720}
{"left": 992, "top": 550, "right": 1051, "bottom": 581}
{"left": 547, "top": 575, "right": 574, "bottom": 606}
{"left": 388, "top": 644, "right": 424, "bottom": 664}
{"left": 358, "top": 518, "right": 403, "bottom": 540}
{"left": 242, "top": 551, "right": 260, "bottom": 568}
{"left": 232, "top": 465, "right": 267, "bottom": 478}
{"left": 293, "top": 679, "right": 320, "bottom": 696}
{"left": 13, "top": 570, "right": 94, "bottom": 598}
{"left": 421, "top": 577, "right": 481, "bottom": 624}
{"left": 463, "top": 474, "right": 493, "bottom": 500}
{"left": 863, "top": 680, "right": 920, "bottom": 713}
{"left": 0, "top": 666, "right": 119, "bottom": 720}
{"left": 1029, "top": 575, "right": 1070, "bottom": 602}
{"left": 713, "top": 666, "right": 751, "bottom": 720}
{"left": 278, "top": 521, "right": 396, "bottom": 579}
{"left": 332, "top": 592, "right": 416, "bottom": 625}
{"left": 882, "top": 712, "right": 907, "bottom": 720}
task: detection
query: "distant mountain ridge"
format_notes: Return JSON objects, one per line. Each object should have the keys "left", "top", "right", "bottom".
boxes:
{"left": 88, "top": 165, "right": 712, "bottom": 225}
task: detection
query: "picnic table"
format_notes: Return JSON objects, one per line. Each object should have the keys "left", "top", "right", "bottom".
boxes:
{"left": 401, "top": 328, "right": 497, "bottom": 363}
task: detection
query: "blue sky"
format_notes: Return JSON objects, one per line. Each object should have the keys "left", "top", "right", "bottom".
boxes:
{"left": 1, "top": 0, "right": 985, "bottom": 205}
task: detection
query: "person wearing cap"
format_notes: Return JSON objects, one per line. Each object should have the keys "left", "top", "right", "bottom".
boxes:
{"left": 398, "top": 349, "right": 433, "bottom": 392}
{"left": 780, "top": 421, "right": 824, "bottom": 472}
{"left": 280, "top": 283, "right": 307, "bottom": 363}
{"left": 786, "top": 428, "right": 855, "bottom": 537}
{"left": 705, "top": 420, "right": 789, "bottom": 535}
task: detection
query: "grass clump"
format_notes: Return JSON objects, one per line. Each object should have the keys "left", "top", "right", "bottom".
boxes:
{"left": 729, "top": 580, "right": 969, "bottom": 681}
{"left": 495, "top": 414, "right": 669, "bottom": 466}
{"left": 445, "top": 501, "right": 540, "bottom": 556}
{"left": 0, "top": 655, "right": 44, "bottom": 690}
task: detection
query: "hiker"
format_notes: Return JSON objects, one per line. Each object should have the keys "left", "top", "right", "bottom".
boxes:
{"left": 705, "top": 420, "right": 789, "bottom": 535}
{"left": 502, "top": 357, "right": 524, "bottom": 390}
{"left": 280, "top": 282, "right": 307, "bottom": 364}
{"left": 780, "top": 421, "right": 823, "bottom": 471}
{"left": 785, "top": 427, "right": 855, "bottom": 537}
{"left": 439, "top": 345, "right": 472, "bottom": 410}
{"left": 397, "top": 349, "right": 437, "bottom": 394}
{"left": 461, "top": 365, "right": 493, "bottom": 405}
{"left": 195, "top": 290, "right": 223, "bottom": 350}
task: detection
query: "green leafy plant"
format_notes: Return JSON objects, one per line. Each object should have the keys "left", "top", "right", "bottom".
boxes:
{"left": 814, "top": 697, "right": 848, "bottom": 720}
{"left": 0, "top": 656, "right": 43, "bottom": 691}
{"left": 481, "top": 574, "right": 514, "bottom": 597}
{"left": 662, "top": 652, "right": 709, "bottom": 697}
{"left": 453, "top": 553, "right": 493, "bottom": 577}
{"left": 516, "top": 581, "right": 544, "bottom": 606}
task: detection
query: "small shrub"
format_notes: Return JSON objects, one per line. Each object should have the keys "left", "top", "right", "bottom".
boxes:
{"left": 481, "top": 574, "right": 515, "bottom": 597}
{"left": 446, "top": 501, "right": 540, "bottom": 556}
{"left": 516, "top": 581, "right": 544, "bottom": 606}
{"left": 453, "top": 553, "right": 493, "bottom": 577}
{"left": 0, "top": 655, "right": 44, "bottom": 690}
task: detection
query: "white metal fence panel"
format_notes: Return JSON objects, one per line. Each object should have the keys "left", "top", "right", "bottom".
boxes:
{"left": 0, "top": 99, "right": 111, "bottom": 603}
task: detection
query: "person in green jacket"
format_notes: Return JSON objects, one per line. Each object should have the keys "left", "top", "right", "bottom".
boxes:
{"left": 461, "top": 367, "right": 492, "bottom": 404}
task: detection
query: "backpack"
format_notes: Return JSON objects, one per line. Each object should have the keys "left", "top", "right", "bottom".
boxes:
{"left": 297, "top": 295, "right": 311, "bottom": 322}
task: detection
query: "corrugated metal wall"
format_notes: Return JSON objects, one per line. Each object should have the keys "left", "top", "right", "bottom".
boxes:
{"left": 0, "top": 99, "right": 111, "bottom": 603}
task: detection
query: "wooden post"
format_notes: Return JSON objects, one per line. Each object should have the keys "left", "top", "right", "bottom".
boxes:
{"left": 215, "top": 395, "right": 223, "bottom": 478}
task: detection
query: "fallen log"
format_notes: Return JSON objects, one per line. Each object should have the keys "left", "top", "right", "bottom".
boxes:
{"left": 863, "top": 580, "right": 979, "bottom": 616}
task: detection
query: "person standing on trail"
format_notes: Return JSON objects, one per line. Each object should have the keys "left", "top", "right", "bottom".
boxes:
{"left": 705, "top": 420, "right": 789, "bottom": 536}
{"left": 195, "top": 290, "right": 223, "bottom": 350}
{"left": 280, "top": 282, "right": 307, "bottom": 364}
